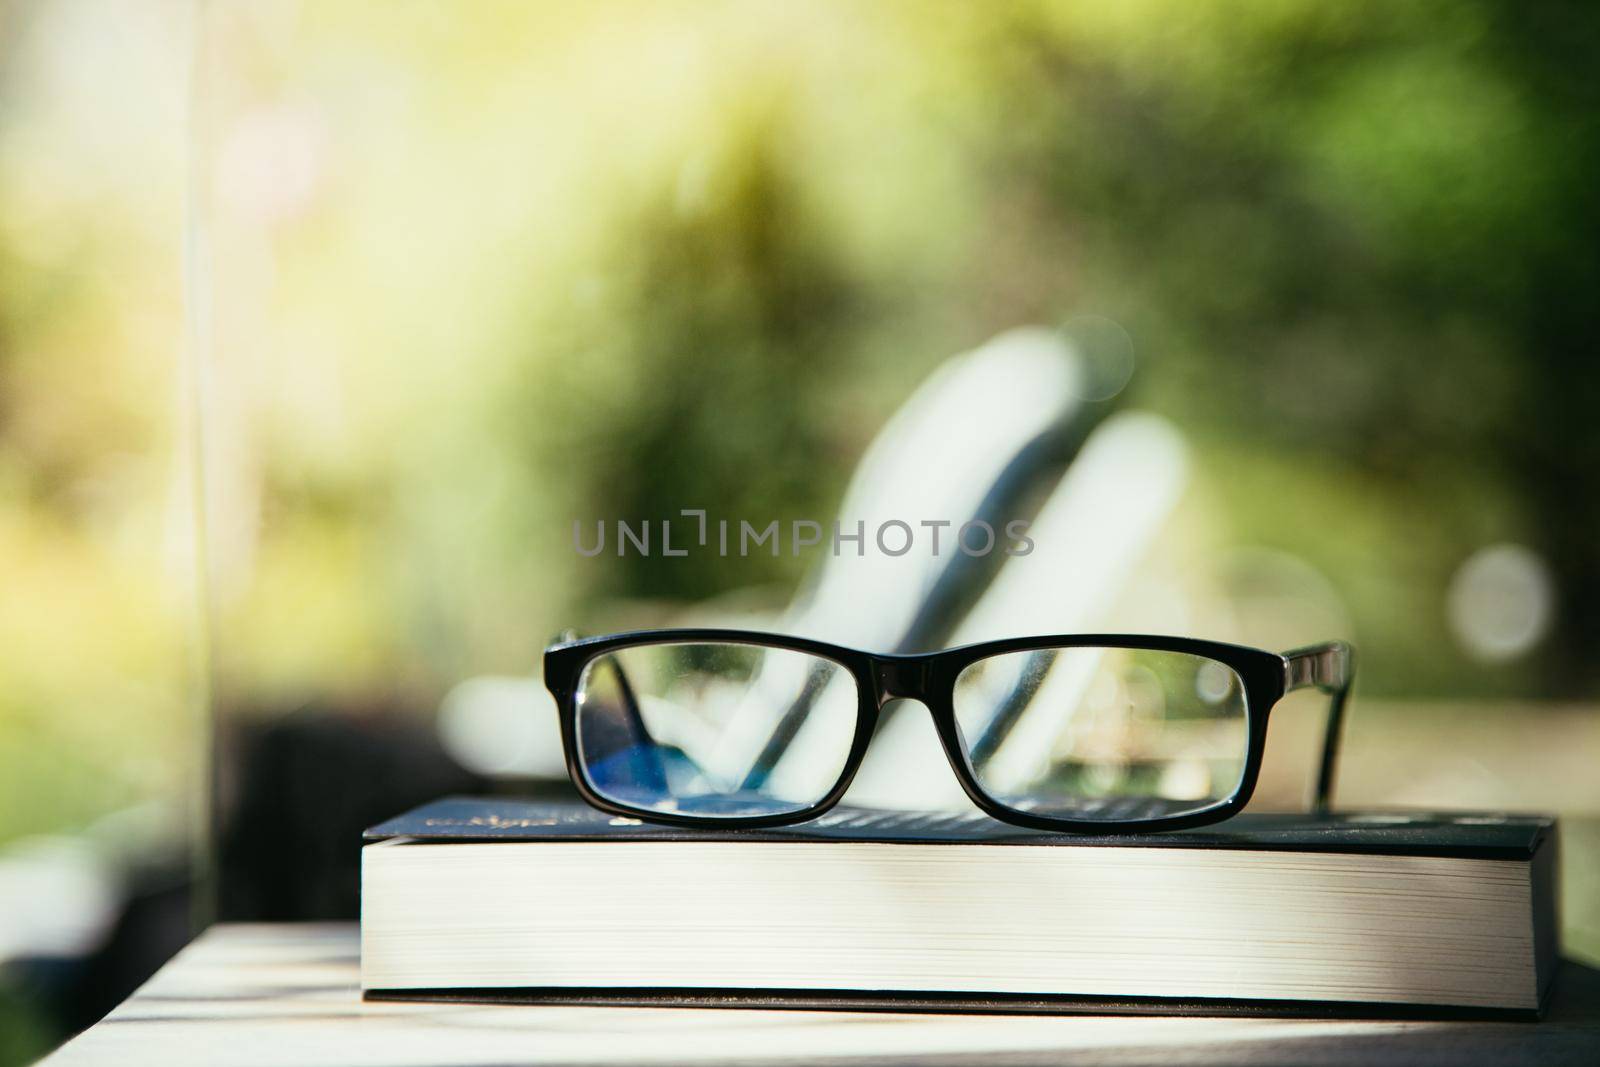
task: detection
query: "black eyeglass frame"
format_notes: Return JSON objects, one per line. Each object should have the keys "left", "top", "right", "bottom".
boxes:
{"left": 543, "top": 629, "right": 1354, "bottom": 835}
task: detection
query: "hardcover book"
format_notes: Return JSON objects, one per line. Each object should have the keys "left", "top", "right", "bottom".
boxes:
{"left": 361, "top": 797, "right": 1558, "bottom": 1017}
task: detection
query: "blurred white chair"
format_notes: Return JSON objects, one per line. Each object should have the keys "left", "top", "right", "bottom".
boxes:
{"left": 780, "top": 327, "right": 1087, "bottom": 649}
{"left": 842, "top": 411, "right": 1189, "bottom": 810}
{"left": 441, "top": 328, "right": 1178, "bottom": 791}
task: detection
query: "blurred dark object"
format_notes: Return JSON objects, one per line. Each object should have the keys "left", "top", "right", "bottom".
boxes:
{"left": 4, "top": 870, "right": 190, "bottom": 1064}
{"left": 217, "top": 708, "right": 493, "bottom": 920}
{"left": 0, "top": 709, "right": 490, "bottom": 1063}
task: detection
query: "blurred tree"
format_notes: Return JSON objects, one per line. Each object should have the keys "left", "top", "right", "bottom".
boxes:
{"left": 927, "top": 0, "right": 1600, "bottom": 694}
{"left": 517, "top": 108, "right": 866, "bottom": 605}
{"left": 1480, "top": 1, "right": 1600, "bottom": 692}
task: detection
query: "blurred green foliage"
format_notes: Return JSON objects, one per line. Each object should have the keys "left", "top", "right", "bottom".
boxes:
{"left": 1, "top": 0, "right": 1598, "bottom": 845}
{"left": 520, "top": 121, "right": 868, "bottom": 604}
{"left": 0, "top": 987, "right": 52, "bottom": 1067}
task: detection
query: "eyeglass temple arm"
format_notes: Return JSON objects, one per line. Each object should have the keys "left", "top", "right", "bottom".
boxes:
{"left": 1282, "top": 641, "right": 1355, "bottom": 815}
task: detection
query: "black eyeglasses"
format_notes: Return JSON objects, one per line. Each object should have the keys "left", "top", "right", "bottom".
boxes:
{"left": 543, "top": 630, "right": 1353, "bottom": 834}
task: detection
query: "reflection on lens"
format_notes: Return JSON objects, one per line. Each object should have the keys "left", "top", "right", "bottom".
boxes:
{"left": 952, "top": 646, "right": 1247, "bottom": 822}
{"left": 574, "top": 642, "right": 856, "bottom": 819}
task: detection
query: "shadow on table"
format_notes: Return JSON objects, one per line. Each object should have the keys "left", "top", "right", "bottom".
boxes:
{"left": 624, "top": 963, "right": 1600, "bottom": 1067}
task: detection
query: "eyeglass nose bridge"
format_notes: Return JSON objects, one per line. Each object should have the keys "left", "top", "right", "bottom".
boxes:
{"left": 869, "top": 655, "right": 931, "bottom": 704}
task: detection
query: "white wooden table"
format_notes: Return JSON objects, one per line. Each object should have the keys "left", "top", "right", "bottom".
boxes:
{"left": 43, "top": 924, "right": 1600, "bottom": 1065}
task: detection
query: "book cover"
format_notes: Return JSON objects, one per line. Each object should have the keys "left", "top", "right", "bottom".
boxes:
{"left": 366, "top": 795, "right": 1552, "bottom": 859}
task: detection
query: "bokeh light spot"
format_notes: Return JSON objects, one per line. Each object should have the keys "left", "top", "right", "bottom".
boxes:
{"left": 1060, "top": 315, "right": 1136, "bottom": 401}
{"left": 1447, "top": 543, "right": 1554, "bottom": 662}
